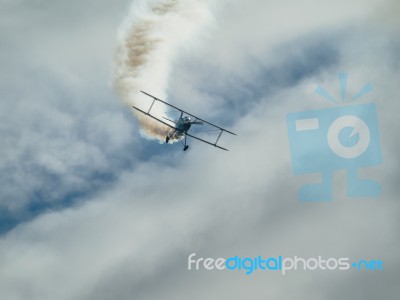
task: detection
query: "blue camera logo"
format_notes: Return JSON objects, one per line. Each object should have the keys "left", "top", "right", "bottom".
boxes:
{"left": 286, "top": 73, "right": 382, "bottom": 202}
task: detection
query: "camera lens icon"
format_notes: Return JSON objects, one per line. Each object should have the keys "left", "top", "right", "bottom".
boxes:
{"left": 327, "top": 115, "right": 370, "bottom": 159}
{"left": 286, "top": 103, "right": 382, "bottom": 201}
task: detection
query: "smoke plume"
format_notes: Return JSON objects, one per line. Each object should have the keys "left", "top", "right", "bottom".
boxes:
{"left": 114, "top": 0, "right": 213, "bottom": 142}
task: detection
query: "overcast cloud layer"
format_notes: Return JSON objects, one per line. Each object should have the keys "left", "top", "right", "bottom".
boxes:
{"left": 0, "top": 0, "right": 399, "bottom": 299}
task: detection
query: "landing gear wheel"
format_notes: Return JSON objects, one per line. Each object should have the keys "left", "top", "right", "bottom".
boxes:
{"left": 166, "top": 136, "right": 170, "bottom": 143}
{"left": 183, "top": 145, "right": 189, "bottom": 151}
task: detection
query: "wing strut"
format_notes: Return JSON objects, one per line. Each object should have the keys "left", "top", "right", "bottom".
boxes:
{"left": 215, "top": 130, "right": 223, "bottom": 145}
{"left": 148, "top": 98, "right": 156, "bottom": 114}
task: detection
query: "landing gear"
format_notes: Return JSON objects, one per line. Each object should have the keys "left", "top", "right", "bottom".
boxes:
{"left": 182, "top": 133, "right": 189, "bottom": 151}
{"left": 166, "top": 130, "right": 190, "bottom": 151}
{"left": 166, "top": 129, "right": 176, "bottom": 144}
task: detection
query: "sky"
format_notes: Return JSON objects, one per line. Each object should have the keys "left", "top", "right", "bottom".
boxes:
{"left": 0, "top": 0, "right": 399, "bottom": 299}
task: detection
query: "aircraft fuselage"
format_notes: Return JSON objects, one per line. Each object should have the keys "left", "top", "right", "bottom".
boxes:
{"left": 176, "top": 117, "right": 192, "bottom": 133}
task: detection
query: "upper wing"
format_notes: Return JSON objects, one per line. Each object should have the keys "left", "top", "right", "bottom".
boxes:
{"left": 133, "top": 91, "right": 236, "bottom": 150}
{"left": 140, "top": 91, "right": 236, "bottom": 136}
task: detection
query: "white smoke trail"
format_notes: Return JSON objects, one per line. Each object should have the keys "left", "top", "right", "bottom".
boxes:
{"left": 114, "top": 0, "right": 214, "bottom": 142}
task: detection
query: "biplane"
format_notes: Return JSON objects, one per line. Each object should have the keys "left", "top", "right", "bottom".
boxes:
{"left": 131, "top": 91, "right": 236, "bottom": 151}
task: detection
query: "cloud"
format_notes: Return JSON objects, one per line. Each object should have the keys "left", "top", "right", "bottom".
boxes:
{"left": 0, "top": 0, "right": 138, "bottom": 219}
{"left": 0, "top": 0, "right": 399, "bottom": 299}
